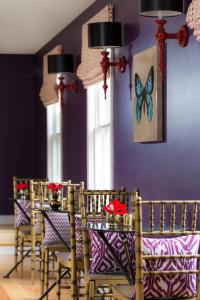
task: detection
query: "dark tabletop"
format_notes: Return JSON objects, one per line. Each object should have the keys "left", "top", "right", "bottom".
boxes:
{"left": 34, "top": 203, "right": 69, "bottom": 213}
{"left": 84, "top": 222, "right": 135, "bottom": 233}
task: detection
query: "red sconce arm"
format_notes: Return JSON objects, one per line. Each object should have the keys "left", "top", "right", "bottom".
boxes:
{"left": 66, "top": 80, "right": 78, "bottom": 94}
{"left": 100, "top": 51, "right": 126, "bottom": 99}
{"left": 55, "top": 76, "right": 78, "bottom": 112}
{"left": 155, "top": 19, "right": 189, "bottom": 81}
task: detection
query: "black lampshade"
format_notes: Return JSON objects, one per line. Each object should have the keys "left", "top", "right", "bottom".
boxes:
{"left": 88, "top": 22, "right": 122, "bottom": 49}
{"left": 48, "top": 54, "right": 74, "bottom": 74}
{"left": 140, "top": 0, "right": 184, "bottom": 17}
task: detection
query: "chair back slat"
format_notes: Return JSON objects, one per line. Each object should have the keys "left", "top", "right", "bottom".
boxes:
{"left": 160, "top": 201, "right": 165, "bottom": 232}
{"left": 181, "top": 201, "right": 187, "bottom": 231}
{"left": 192, "top": 202, "right": 198, "bottom": 232}
{"left": 149, "top": 202, "right": 154, "bottom": 232}
{"left": 170, "top": 202, "right": 176, "bottom": 232}
{"left": 91, "top": 194, "right": 95, "bottom": 215}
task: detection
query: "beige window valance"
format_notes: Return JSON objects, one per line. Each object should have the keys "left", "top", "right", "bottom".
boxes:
{"left": 77, "top": 4, "right": 113, "bottom": 89}
{"left": 186, "top": 0, "right": 200, "bottom": 41}
{"left": 39, "top": 45, "right": 62, "bottom": 107}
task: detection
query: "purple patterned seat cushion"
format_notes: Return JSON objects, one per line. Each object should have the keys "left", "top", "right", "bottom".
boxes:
{"left": 43, "top": 212, "right": 70, "bottom": 248}
{"left": 90, "top": 230, "right": 135, "bottom": 274}
{"left": 132, "top": 235, "right": 200, "bottom": 299}
{"left": 16, "top": 199, "right": 30, "bottom": 226}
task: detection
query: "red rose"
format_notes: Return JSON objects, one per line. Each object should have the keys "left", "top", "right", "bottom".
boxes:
{"left": 48, "top": 182, "right": 64, "bottom": 193}
{"left": 103, "top": 199, "right": 128, "bottom": 215}
{"left": 16, "top": 183, "right": 28, "bottom": 190}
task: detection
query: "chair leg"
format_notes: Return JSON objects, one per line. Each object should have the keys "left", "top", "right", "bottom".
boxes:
{"left": 39, "top": 244, "right": 42, "bottom": 271}
{"left": 77, "top": 270, "right": 81, "bottom": 297}
{"left": 57, "top": 262, "right": 61, "bottom": 300}
{"left": 14, "top": 227, "right": 19, "bottom": 273}
{"left": 31, "top": 242, "right": 36, "bottom": 284}
{"left": 44, "top": 248, "right": 49, "bottom": 300}
{"left": 40, "top": 248, "right": 45, "bottom": 295}
{"left": 19, "top": 236, "right": 24, "bottom": 278}
{"left": 89, "top": 280, "right": 95, "bottom": 300}
{"left": 85, "top": 281, "right": 89, "bottom": 300}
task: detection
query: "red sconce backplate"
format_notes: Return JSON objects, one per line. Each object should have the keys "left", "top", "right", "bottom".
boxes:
{"left": 155, "top": 19, "right": 189, "bottom": 81}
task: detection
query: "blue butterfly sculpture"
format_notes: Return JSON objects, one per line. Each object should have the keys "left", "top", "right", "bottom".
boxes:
{"left": 135, "top": 66, "right": 154, "bottom": 124}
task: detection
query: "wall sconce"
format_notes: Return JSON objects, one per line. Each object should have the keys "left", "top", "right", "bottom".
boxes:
{"left": 88, "top": 22, "right": 126, "bottom": 99}
{"left": 140, "top": 0, "right": 189, "bottom": 81}
{"left": 48, "top": 54, "right": 78, "bottom": 111}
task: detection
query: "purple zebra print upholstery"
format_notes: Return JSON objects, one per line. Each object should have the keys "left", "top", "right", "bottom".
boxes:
{"left": 132, "top": 235, "right": 200, "bottom": 299}
{"left": 90, "top": 230, "right": 135, "bottom": 273}
{"left": 63, "top": 214, "right": 135, "bottom": 274}
{"left": 74, "top": 215, "right": 107, "bottom": 260}
{"left": 16, "top": 199, "right": 30, "bottom": 226}
{"left": 43, "top": 212, "right": 70, "bottom": 247}
{"left": 75, "top": 215, "right": 135, "bottom": 273}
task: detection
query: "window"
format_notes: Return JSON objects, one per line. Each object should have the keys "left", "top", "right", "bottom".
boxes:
{"left": 47, "top": 101, "right": 62, "bottom": 182}
{"left": 87, "top": 79, "right": 113, "bottom": 189}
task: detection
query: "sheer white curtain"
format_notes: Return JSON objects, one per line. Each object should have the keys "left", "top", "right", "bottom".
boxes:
{"left": 87, "top": 79, "right": 113, "bottom": 189}
{"left": 47, "top": 101, "right": 62, "bottom": 182}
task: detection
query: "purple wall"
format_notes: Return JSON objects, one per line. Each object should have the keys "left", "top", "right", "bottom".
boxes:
{"left": 0, "top": 55, "right": 35, "bottom": 214}
{"left": 35, "top": 0, "right": 200, "bottom": 200}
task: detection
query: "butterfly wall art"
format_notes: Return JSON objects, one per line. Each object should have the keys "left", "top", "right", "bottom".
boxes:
{"left": 135, "top": 66, "right": 154, "bottom": 124}
{"left": 133, "top": 45, "right": 163, "bottom": 142}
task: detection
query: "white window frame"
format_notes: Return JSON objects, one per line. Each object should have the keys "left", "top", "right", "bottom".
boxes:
{"left": 47, "top": 99, "right": 62, "bottom": 182}
{"left": 87, "top": 75, "right": 114, "bottom": 189}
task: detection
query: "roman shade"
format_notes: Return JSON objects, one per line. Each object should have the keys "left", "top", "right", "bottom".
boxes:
{"left": 186, "top": 0, "right": 200, "bottom": 41}
{"left": 39, "top": 45, "right": 62, "bottom": 106}
{"left": 77, "top": 4, "right": 113, "bottom": 88}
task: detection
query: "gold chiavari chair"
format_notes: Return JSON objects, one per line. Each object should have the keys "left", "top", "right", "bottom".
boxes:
{"left": 113, "top": 195, "right": 200, "bottom": 300}
{"left": 19, "top": 179, "right": 45, "bottom": 282}
{"left": 56, "top": 181, "right": 85, "bottom": 300}
{"left": 30, "top": 179, "right": 47, "bottom": 283}
{"left": 40, "top": 180, "right": 74, "bottom": 300}
{"left": 13, "top": 176, "right": 46, "bottom": 279}
{"left": 13, "top": 176, "right": 31, "bottom": 272}
{"left": 80, "top": 187, "right": 133, "bottom": 300}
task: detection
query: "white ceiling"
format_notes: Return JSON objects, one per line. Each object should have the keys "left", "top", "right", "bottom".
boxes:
{"left": 0, "top": 0, "right": 96, "bottom": 54}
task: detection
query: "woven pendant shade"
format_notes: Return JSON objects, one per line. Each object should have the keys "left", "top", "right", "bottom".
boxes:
{"left": 39, "top": 45, "right": 62, "bottom": 107}
{"left": 186, "top": 0, "right": 200, "bottom": 41}
{"left": 77, "top": 4, "right": 113, "bottom": 89}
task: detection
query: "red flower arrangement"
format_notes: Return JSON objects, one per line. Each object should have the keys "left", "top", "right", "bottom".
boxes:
{"left": 103, "top": 199, "right": 128, "bottom": 215}
{"left": 16, "top": 183, "right": 29, "bottom": 197}
{"left": 48, "top": 183, "right": 64, "bottom": 193}
{"left": 16, "top": 183, "right": 28, "bottom": 190}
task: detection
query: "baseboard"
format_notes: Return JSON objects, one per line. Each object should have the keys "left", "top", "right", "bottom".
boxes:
{"left": 0, "top": 215, "right": 14, "bottom": 225}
